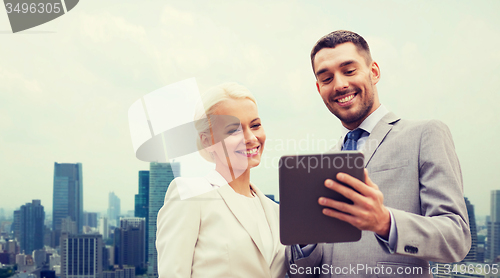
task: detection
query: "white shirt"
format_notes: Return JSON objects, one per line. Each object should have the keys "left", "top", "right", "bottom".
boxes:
{"left": 230, "top": 187, "right": 274, "bottom": 265}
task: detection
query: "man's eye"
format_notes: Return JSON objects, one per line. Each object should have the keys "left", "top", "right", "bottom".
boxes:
{"left": 322, "top": 77, "right": 332, "bottom": 83}
{"left": 345, "top": 69, "right": 356, "bottom": 75}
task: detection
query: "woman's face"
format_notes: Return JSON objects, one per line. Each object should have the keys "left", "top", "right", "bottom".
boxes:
{"left": 205, "top": 98, "right": 266, "bottom": 177}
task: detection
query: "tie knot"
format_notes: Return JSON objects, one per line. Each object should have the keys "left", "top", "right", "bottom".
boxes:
{"left": 347, "top": 128, "right": 364, "bottom": 141}
{"left": 343, "top": 129, "right": 365, "bottom": 151}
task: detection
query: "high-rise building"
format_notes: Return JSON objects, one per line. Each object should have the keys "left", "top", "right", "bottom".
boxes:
{"left": 487, "top": 190, "right": 500, "bottom": 262}
{"left": 53, "top": 163, "right": 83, "bottom": 238}
{"left": 134, "top": 171, "right": 149, "bottom": 262}
{"left": 147, "top": 162, "right": 179, "bottom": 277}
{"left": 116, "top": 218, "right": 145, "bottom": 269}
{"left": 107, "top": 193, "right": 121, "bottom": 228}
{"left": 463, "top": 197, "right": 478, "bottom": 262}
{"left": 13, "top": 210, "right": 21, "bottom": 241}
{"left": 84, "top": 213, "right": 98, "bottom": 228}
{"left": 98, "top": 217, "right": 108, "bottom": 241}
{"left": 18, "top": 200, "right": 45, "bottom": 254}
{"left": 60, "top": 233, "right": 102, "bottom": 278}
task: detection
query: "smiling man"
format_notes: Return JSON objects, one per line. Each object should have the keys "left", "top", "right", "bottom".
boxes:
{"left": 285, "top": 30, "right": 471, "bottom": 278}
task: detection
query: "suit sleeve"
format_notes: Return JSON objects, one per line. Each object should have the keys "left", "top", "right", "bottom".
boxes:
{"left": 391, "top": 120, "right": 471, "bottom": 262}
{"left": 156, "top": 179, "right": 201, "bottom": 278}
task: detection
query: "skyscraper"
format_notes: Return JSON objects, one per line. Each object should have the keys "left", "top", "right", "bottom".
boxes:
{"left": 107, "top": 192, "right": 121, "bottom": 227}
{"left": 60, "top": 233, "right": 103, "bottom": 278}
{"left": 134, "top": 171, "right": 149, "bottom": 262}
{"left": 487, "top": 190, "right": 500, "bottom": 262}
{"left": 13, "top": 210, "right": 20, "bottom": 242}
{"left": 116, "top": 218, "right": 145, "bottom": 269}
{"left": 463, "top": 197, "right": 477, "bottom": 262}
{"left": 147, "top": 162, "right": 179, "bottom": 277}
{"left": 53, "top": 163, "right": 83, "bottom": 238}
{"left": 84, "top": 212, "right": 98, "bottom": 228}
{"left": 18, "top": 200, "right": 45, "bottom": 254}
{"left": 98, "top": 217, "right": 108, "bottom": 241}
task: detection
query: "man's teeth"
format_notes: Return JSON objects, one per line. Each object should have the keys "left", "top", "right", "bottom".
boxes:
{"left": 337, "top": 94, "right": 354, "bottom": 103}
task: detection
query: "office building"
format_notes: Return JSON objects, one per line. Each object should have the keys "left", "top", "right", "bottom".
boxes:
{"left": 98, "top": 217, "right": 108, "bottom": 241}
{"left": 134, "top": 171, "right": 149, "bottom": 262}
{"left": 463, "top": 197, "right": 478, "bottom": 262}
{"left": 84, "top": 213, "right": 98, "bottom": 228}
{"left": 116, "top": 218, "right": 145, "bottom": 269}
{"left": 102, "top": 266, "right": 134, "bottom": 278}
{"left": 53, "top": 163, "right": 83, "bottom": 239}
{"left": 147, "top": 162, "right": 179, "bottom": 277}
{"left": 13, "top": 210, "right": 21, "bottom": 241}
{"left": 107, "top": 193, "right": 121, "bottom": 228}
{"left": 487, "top": 190, "right": 500, "bottom": 262}
{"left": 60, "top": 233, "right": 102, "bottom": 278}
{"left": 18, "top": 200, "right": 45, "bottom": 255}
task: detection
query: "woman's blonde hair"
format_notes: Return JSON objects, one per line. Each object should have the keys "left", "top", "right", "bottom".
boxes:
{"left": 194, "top": 82, "right": 257, "bottom": 162}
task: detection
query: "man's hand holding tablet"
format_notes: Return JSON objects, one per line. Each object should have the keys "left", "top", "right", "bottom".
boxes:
{"left": 319, "top": 169, "right": 391, "bottom": 240}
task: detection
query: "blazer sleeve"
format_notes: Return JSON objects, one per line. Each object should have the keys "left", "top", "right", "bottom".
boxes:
{"left": 391, "top": 120, "right": 471, "bottom": 262}
{"left": 156, "top": 179, "right": 201, "bottom": 278}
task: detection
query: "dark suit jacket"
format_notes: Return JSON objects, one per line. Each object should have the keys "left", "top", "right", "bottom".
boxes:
{"left": 286, "top": 112, "right": 471, "bottom": 278}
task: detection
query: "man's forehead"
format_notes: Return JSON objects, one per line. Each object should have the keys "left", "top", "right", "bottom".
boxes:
{"left": 314, "top": 43, "right": 366, "bottom": 73}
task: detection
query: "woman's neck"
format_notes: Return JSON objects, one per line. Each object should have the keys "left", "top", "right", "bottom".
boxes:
{"left": 216, "top": 165, "right": 253, "bottom": 197}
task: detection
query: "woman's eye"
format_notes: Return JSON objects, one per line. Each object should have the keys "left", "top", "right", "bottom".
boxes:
{"left": 228, "top": 129, "right": 242, "bottom": 135}
{"left": 252, "top": 123, "right": 261, "bottom": 129}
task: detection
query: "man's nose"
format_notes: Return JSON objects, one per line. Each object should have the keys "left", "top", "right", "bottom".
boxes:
{"left": 333, "top": 76, "right": 349, "bottom": 93}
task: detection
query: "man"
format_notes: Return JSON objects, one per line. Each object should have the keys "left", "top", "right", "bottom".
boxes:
{"left": 285, "top": 30, "right": 471, "bottom": 277}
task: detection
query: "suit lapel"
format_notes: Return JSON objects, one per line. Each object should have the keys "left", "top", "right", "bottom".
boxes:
{"left": 252, "top": 184, "right": 279, "bottom": 257}
{"left": 217, "top": 184, "right": 266, "bottom": 260}
{"left": 363, "top": 112, "right": 400, "bottom": 167}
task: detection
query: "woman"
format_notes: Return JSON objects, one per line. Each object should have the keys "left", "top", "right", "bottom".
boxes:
{"left": 156, "top": 83, "right": 286, "bottom": 278}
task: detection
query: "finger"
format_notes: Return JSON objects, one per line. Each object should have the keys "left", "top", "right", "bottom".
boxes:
{"left": 363, "top": 169, "right": 379, "bottom": 190}
{"left": 336, "top": 172, "right": 373, "bottom": 196}
{"left": 322, "top": 208, "right": 358, "bottom": 226}
{"left": 325, "top": 179, "right": 365, "bottom": 204}
{"left": 318, "top": 197, "right": 360, "bottom": 216}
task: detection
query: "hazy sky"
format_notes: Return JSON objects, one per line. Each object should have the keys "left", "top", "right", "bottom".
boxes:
{"left": 1, "top": 0, "right": 499, "bottom": 216}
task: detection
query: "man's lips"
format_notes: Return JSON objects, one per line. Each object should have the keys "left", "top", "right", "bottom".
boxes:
{"left": 334, "top": 93, "right": 357, "bottom": 107}
{"left": 235, "top": 146, "right": 260, "bottom": 157}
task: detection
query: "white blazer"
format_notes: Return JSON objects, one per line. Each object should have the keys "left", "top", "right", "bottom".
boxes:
{"left": 156, "top": 171, "right": 286, "bottom": 278}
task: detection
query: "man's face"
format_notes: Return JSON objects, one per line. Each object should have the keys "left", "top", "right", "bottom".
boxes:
{"left": 313, "top": 42, "right": 381, "bottom": 130}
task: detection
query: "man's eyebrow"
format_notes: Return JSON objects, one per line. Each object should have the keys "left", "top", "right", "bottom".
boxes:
{"left": 339, "top": 60, "right": 356, "bottom": 68}
{"left": 315, "top": 68, "right": 328, "bottom": 76}
{"left": 315, "top": 60, "right": 357, "bottom": 76}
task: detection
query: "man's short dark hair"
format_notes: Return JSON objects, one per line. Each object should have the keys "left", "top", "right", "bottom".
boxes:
{"left": 311, "top": 30, "right": 372, "bottom": 72}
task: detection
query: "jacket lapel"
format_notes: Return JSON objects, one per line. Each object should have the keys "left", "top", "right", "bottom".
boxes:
{"left": 217, "top": 184, "right": 266, "bottom": 260}
{"left": 252, "top": 184, "right": 279, "bottom": 256}
{"left": 363, "top": 112, "right": 400, "bottom": 167}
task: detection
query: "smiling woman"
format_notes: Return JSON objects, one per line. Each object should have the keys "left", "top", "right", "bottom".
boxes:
{"left": 156, "top": 83, "right": 286, "bottom": 278}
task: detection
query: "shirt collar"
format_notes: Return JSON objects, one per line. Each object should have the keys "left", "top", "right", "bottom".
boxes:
{"left": 340, "top": 104, "right": 390, "bottom": 139}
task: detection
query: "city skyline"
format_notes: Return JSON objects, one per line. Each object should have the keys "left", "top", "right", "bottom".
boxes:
{"left": 1, "top": 1, "right": 499, "bottom": 216}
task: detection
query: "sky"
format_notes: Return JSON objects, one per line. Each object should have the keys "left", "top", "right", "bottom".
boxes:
{"left": 1, "top": 0, "right": 499, "bottom": 216}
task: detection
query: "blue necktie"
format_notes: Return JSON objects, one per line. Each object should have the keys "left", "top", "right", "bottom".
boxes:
{"left": 343, "top": 129, "right": 365, "bottom": 151}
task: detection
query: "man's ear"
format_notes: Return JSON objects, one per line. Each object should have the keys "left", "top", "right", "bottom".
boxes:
{"left": 316, "top": 80, "right": 320, "bottom": 93}
{"left": 370, "top": 61, "right": 381, "bottom": 85}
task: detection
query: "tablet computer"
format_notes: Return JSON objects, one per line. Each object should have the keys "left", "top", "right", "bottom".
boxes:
{"left": 279, "top": 151, "right": 364, "bottom": 245}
